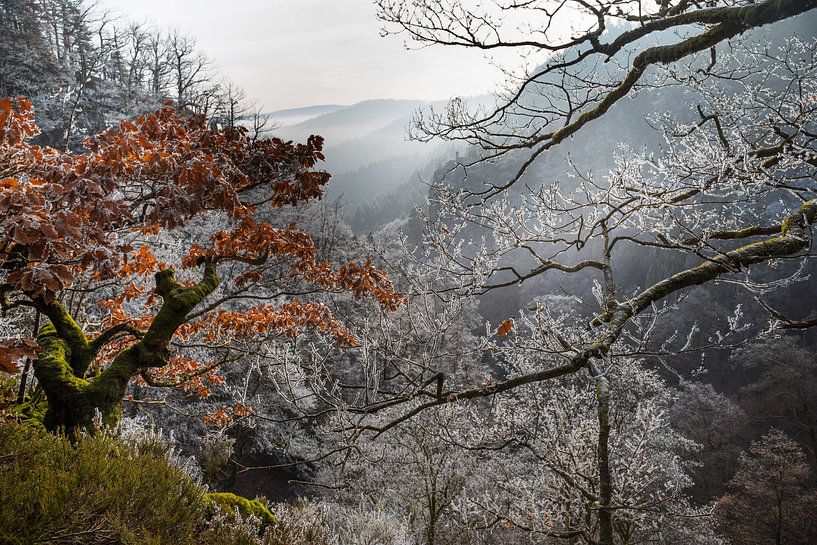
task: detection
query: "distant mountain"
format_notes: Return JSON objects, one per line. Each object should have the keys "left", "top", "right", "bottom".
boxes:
{"left": 263, "top": 104, "right": 347, "bottom": 127}
{"left": 327, "top": 113, "right": 420, "bottom": 162}
{"left": 268, "top": 99, "right": 444, "bottom": 220}
{"left": 271, "top": 99, "right": 424, "bottom": 149}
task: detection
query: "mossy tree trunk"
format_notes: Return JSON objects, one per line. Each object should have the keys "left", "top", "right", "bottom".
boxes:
{"left": 31, "top": 263, "right": 220, "bottom": 433}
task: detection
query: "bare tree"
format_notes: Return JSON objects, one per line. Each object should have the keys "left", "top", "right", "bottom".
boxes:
{"left": 268, "top": 8, "right": 817, "bottom": 544}
{"left": 716, "top": 430, "right": 817, "bottom": 544}
{"left": 376, "top": 0, "right": 816, "bottom": 196}
{"left": 145, "top": 28, "right": 169, "bottom": 97}
{"left": 165, "top": 29, "right": 211, "bottom": 110}
{"left": 218, "top": 80, "right": 248, "bottom": 129}
{"left": 118, "top": 22, "right": 151, "bottom": 107}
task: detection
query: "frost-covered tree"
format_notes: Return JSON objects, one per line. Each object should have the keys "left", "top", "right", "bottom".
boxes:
{"left": 464, "top": 360, "right": 719, "bottom": 544}
{"left": 0, "top": 0, "right": 251, "bottom": 150}
{"left": 352, "top": 0, "right": 817, "bottom": 429}
{"left": 328, "top": 359, "right": 719, "bottom": 544}
{"left": 301, "top": 10, "right": 817, "bottom": 543}
{"left": 328, "top": 405, "right": 482, "bottom": 545}
{"left": 0, "top": 0, "right": 57, "bottom": 100}
{"left": 669, "top": 381, "right": 747, "bottom": 499}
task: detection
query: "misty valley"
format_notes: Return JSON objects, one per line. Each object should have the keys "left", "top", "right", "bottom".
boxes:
{"left": 0, "top": 1, "right": 816, "bottom": 544}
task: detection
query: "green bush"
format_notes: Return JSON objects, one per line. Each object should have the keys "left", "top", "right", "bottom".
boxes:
{"left": 0, "top": 376, "right": 47, "bottom": 431}
{"left": 0, "top": 420, "right": 345, "bottom": 545}
{"left": 0, "top": 422, "right": 206, "bottom": 545}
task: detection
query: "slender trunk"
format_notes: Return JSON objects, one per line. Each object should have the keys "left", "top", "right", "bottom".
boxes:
{"left": 16, "top": 311, "right": 40, "bottom": 404}
{"left": 63, "top": 79, "right": 86, "bottom": 150}
{"left": 776, "top": 487, "right": 782, "bottom": 545}
{"left": 591, "top": 363, "right": 614, "bottom": 545}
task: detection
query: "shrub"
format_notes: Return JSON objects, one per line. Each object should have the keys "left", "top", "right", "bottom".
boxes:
{"left": 0, "top": 420, "right": 406, "bottom": 545}
{"left": 0, "top": 422, "right": 206, "bottom": 545}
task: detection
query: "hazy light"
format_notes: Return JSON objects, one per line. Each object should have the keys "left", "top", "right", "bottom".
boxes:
{"left": 98, "top": 0, "right": 511, "bottom": 111}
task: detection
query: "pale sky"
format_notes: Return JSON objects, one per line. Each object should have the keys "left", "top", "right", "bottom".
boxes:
{"left": 98, "top": 0, "right": 507, "bottom": 111}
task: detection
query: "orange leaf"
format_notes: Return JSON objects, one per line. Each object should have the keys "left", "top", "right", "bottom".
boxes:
{"left": 497, "top": 319, "right": 514, "bottom": 337}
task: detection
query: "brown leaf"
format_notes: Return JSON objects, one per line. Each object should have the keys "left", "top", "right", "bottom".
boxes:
{"left": 497, "top": 319, "right": 514, "bottom": 337}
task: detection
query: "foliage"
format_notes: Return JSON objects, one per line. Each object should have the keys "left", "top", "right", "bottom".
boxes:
{"left": 198, "top": 431, "right": 237, "bottom": 482}
{"left": 0, "top": 375, "right": 19, "bottom": 423}
{"left": 0, "top": 370, "right": 46, "bottom": 430}
{"left": 0, "top": 419, "right": 398, "bottom": 545}
{"left": 0, "top": 421, "right": 206, "bottom": 545}
{"left": 0, "top": 95, "right": 402, "bottom": 432}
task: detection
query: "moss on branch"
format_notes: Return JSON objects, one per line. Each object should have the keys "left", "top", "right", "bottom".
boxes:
{"left": 32, "top": 262, "right": 221, "bottom": 433}
{"left": 584, "top": 199, "right": 817, "bottom": 358}
{"left": 33, "top": 322, "right": 122, "bottom": 432}
{"left": 205, "top": 492, "right": 277, "bottom": 527}
{"left": 139, "top": 262, "right": 220, "bottom": 367}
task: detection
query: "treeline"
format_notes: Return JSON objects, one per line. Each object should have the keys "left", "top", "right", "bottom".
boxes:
{"left": 0, "top": 0, "right": 266, "bottom": 149}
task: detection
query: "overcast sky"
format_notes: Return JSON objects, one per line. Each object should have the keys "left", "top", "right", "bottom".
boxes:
{"left": 98, "top": 0, "right": 507, "bottom": 111}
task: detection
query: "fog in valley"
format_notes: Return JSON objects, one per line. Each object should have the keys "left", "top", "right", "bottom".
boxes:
{"left": 1, "top": 2, "right": 816, "bottom": 545}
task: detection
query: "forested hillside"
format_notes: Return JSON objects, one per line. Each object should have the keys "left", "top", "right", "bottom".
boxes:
{"left": 1, "top": 1, "right": 817, "bottom": 544}
{"left": 0, "top": 0, "right": 266, "bottom": 149}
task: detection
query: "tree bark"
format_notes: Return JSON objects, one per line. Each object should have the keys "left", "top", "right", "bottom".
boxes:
{"left": 32, "top": 263, "right": 219, "bottom": 433}
{"left": 591, "top": 363, "right": 614, "bottom": 545}
{"left": 15, "top": 311, "right": 40, "bottom": 404}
